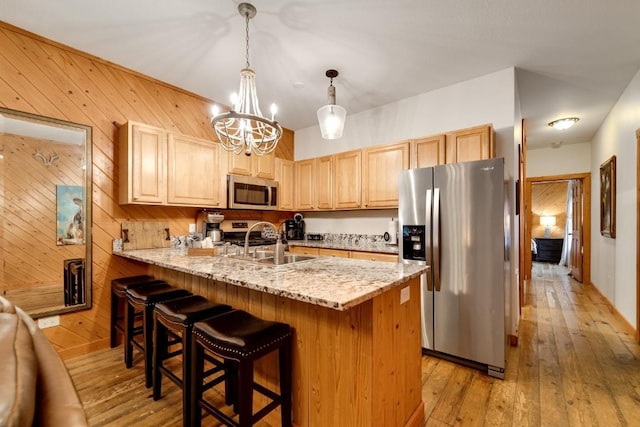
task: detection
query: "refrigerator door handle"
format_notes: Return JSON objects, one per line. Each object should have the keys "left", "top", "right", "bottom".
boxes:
{"left": 426, "top": 189, "right": 433, "bottom": 291}
{"left": 433, "top": 188, "right": 441, "bottom": 292}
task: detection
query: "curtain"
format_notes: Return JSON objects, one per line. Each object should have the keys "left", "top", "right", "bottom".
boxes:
{"left": 559, "top": 181, "right": 572, "bottom": 266}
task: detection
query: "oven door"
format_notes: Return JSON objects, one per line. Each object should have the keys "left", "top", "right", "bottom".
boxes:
{"left": 227, "top": 174, "right": 278, "bottom": 210}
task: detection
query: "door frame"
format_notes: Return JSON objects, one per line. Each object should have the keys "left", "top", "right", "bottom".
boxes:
{"left": 524, "top": 173, "right": 591, "bottom": 288}
{"left": 636, "top": 129, "right": 640, "bottom": 341}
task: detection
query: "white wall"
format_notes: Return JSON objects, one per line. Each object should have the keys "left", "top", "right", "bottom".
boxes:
{"left": 295, "top": 68, "right": 517, "bottom": 160}
{"left": 527, "top": 142, "right": 591, "bottom": 177}
{"left": 590, "top": 68, "right": 640, "bottom": 329}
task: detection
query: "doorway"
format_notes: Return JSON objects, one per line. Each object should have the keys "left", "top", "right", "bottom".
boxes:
{"left": 524, "top": 173, "right": 591, "bottom": 290}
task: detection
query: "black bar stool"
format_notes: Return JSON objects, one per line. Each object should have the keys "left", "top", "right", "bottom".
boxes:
{"left": 152, "top": 295, "right": 233, "bottom": 427}
{"left": 190, "top": 309, "right": 293, "bottom": 427}
{"left": 110, "top": 275, "right": 164, "bottom": 348}
{"left": 125, "top": 283, "right": 190, "bottom": 387}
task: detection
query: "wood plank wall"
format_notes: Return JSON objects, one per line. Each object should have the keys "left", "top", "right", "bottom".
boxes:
{"left": 0, "top": 22, "right": 295, "bottom": 359}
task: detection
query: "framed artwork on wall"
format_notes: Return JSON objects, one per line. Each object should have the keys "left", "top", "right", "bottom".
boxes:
{"left": 56, "top": 185, "right": 85, "bottom": 245}
{"left": 599, "top": 155, "right": 616, "bottom": 238}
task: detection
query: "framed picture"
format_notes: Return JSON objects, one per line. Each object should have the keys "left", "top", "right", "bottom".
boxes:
{"left": 56, "top": 185, "right": 85, "bottom": 245}
{"left": 599, "top": 155, "right": 616, "bottom": 238}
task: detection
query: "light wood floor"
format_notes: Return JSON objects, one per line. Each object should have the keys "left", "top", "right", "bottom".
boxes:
{"left": 65, "top": 263, "right": 640, "bottom": 426}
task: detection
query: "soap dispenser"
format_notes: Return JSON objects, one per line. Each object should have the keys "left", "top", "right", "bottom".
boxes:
{"left": 274, "top": 231, "right": 285, "bottom": 265}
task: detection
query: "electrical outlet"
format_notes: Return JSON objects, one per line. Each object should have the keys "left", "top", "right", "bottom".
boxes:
{"left": 188, "top": 223, "right": 196, "bottom": 233}
{"left": 400, "top": 286, "right": 410, "bottom": 304}
{"left": 38, "top": 315, "right": 60, "bottom": 329}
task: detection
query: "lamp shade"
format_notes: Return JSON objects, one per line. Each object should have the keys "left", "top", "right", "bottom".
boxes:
{"left": 540, "top": 215, "right": 556, "bottom": 227}
{"left": 317, "top": 104, "right": 346, "bottom": 139}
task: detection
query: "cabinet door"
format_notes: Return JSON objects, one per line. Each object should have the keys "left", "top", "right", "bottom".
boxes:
{"left": 318, "top": 248, "right": 349, "bottom": 258}
{"left": 350, "top": 251, "right": 398, "bottom": 263}
{"left": 334, "top": 150, "right": 362, "bottom": 209}
{"left": 228, "top": 151, "right": 275, "bottom": 179}
{"left": 445, "top": 124, "right": 493, "bottom": 164}
{"left": 228, "top": 151, "right": 253, "bottom": 176}
{"left": 276, "top": 158, "right": 295, "bottom": 210}
{"left": 167, "top": 133, "right": 222, "bottom": 207}
{"left": 295, "top": 159, "right": 316, "bottom": 210}
{"left": 316, "top": 155, "right": 334, "bottom": 210}
{"left": 363, "top": 141, "right": 409, "bottom": 208}
{"left": 288, "top": 246, "right": 319, "bottom": 256}
{"left": 119, "top": 122, "right": 166, "bottom": 204}
{"left": 255, "top": 151, "right": 276, "bottom": 179}
{"left": 411, "top": 135, "right": 445, "bottom": 168}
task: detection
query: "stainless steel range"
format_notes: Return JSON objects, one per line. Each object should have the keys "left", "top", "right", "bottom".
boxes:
{"left": 220, "top": 220, "right": 278, "bottom": 247}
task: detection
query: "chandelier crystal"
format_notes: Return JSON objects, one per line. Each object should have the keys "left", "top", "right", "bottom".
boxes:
{"left": 211, "top": 3, "right": 282, "bottom": 156}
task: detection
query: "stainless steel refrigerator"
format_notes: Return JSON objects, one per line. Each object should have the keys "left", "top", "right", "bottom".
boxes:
{"left": 398, "top": 158, "right": 506, "bottom": 378}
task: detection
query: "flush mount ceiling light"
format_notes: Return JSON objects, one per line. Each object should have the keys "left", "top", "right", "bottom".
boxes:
{"left": 548, "top": 117, "right": 579, "bottom": 131}
{"left": 210, "top": 3, "right": 282, "bottom": 156}
{"left": 317, "top": 69, "right": 347, "bottom": 140}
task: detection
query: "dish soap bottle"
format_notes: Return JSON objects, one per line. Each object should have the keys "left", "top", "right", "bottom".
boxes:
{"left": 274, "top": 232, "right": 285, "bottom": 265}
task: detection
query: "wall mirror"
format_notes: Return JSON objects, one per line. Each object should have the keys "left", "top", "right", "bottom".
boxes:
{"left": 0, "top": 107, "right": 92, "bottom": 318}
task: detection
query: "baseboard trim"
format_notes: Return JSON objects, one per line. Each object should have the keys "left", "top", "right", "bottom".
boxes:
{"left": 588, "top": 281, "right": 637, "bottom": 337}
{"left": 405, "top": 400, "right": 425, "bottom": 427}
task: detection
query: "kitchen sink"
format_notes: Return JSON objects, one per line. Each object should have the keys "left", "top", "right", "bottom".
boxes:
{"left": 228, "top": 252, "right": 318, "bottom": 265}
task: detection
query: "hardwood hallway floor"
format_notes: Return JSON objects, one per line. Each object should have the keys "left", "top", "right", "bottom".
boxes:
{"left": 66, "top": 263, "right": 640, "bottom": 426}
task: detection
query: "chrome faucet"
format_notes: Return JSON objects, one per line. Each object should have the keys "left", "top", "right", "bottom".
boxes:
{"left": 244, "top": 221, "right": 280, "bottom": 256}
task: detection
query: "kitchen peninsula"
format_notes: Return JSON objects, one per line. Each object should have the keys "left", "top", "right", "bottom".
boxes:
{"left": 114, "top": 247, "right": 427, "bottom": 426}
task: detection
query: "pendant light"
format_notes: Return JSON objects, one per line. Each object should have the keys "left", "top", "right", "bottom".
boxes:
{"left": 210, "top": 3, "right": 282, "bottom": 156}
{"left": 317, "top": 69, "right": 346, "bottom": 140}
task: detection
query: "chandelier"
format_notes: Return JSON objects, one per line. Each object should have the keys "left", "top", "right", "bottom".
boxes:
{"left": 317, "top": 69, "right": 346, "bottom": 140}
{"left": 211, "top": 3, "right": 282, "bottom": 156}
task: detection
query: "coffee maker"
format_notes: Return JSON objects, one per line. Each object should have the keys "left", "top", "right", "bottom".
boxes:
{"left": 285, "top": 213, "right": 305, "bottom": 240}
{"left": 202, "top": 212, "right": 224, "bottom": 242}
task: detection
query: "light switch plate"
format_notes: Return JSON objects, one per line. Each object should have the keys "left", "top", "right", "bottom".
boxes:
{"left": 400, "top": 286, "right": 410, "bottom": 304}
{"left": 38, "top": 315, "right": 60, "bottom": 329}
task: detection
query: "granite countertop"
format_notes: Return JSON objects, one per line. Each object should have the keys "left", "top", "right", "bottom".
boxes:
{"left": 287, "top": 239, "right": 399, "bottom": 254}
{"left": 113, "top": 248, "right": 426, "bottom": 311}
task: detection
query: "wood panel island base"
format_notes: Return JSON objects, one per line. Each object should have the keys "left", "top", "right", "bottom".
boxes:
{"left": 114, "top": 248, "right": 427, "bottom": 427}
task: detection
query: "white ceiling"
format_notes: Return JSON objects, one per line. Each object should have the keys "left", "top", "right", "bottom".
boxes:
{"left": 3, "top": 0, "right": 640, "bottom": 149}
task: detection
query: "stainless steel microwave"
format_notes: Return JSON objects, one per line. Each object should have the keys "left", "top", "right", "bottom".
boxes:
{"left": 227, "top": 174, "right": 278, "bottom": 210}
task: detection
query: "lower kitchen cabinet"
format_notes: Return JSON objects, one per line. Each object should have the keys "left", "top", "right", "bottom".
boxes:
{"left": 290, "top": 246, "right": 397, "bottom": 262}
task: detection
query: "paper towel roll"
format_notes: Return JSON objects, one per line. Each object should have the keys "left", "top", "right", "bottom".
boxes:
{"left": 387, "top": 218, "right": 398, "bottom": 245}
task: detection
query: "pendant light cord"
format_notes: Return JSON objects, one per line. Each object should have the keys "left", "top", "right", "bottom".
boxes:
{"left": 245, "top": 12, "right": 250, "bottom": 68}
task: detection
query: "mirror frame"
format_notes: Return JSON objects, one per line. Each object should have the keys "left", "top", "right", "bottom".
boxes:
{"left": 0, "top": 107, "right": 92, "bottom": 318}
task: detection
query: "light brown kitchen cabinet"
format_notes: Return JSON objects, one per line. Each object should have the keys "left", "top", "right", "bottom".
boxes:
{"left": 350, "top": 251, "right": 398, "bottom": 263}
{"left": 295, "top": 158, "right": 316, "bottom": 210}
{"left": 275, "top": 158, "right": 294, "bottom": 211}
{"left": 167, "top": 133, "right": 224, "bottom": 207}
{"left": 411, "top": 134, "right": 446, "bottom": 168}
{"left": 288, "top": 246, "right": 319, "bottom": 256}
{"left": 363, "top": 141, "right": 410, "bottom": 208}
{"left": 334, "top": 149, "right": 362, "bottom": 209}
{"left": 119, "top": 120, "right": 226, "bottom": 207}
{"left": 119, "top": 121, "right": 166, "bottom": 204}
{"left": 228, "top": 150, "right": 276, "bottom": 179}
{"left": 318, "top": 248, "right": 349, "bottom": 258}
{"left": 316, "top": 155, "right": 334, "bottom": 210}
{"left": 445, "top": 124, "right": 494, "bottom": 164}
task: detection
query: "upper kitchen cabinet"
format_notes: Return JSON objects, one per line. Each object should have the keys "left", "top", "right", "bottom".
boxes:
{"left": 363, "top": 141, "right": 410, "bottom": 208}
{"left": 445, "top": 124, "right": 494, "bottom": 164}
{"left": 167, "top": 133, "right": 225, "bottom": 207}
{"left": 228, "top": 150, "right": 276, "bottom": 179}
{"left": 316, "top": 155, "right": 334, "bottom": 210}
{"left": 275, "top": 158, "right": 295, "bottom": 211}
{"left": 294, "top": 158, "right": 316, "bottom": 210}
{"left": 119, "top": 121, "right": 225, "bottom": 207}
{"left": 334, "top": 149, "right": 362, "bottom": 209}
{"left": 411, "top": 134, "right": 446, "bottom": 168}
{"left": 119, "top": 121, "right": 166, "bottom": 204}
